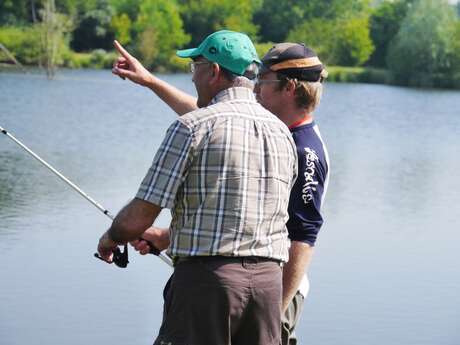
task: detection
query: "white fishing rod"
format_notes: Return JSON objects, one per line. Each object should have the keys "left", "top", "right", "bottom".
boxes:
{"left": 0, "top": 125, "right": 173, "bottom": 268}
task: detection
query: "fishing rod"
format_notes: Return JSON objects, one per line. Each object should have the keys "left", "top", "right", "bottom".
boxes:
{"left": 0, "top": 125, "right": 173, "bottom": 268}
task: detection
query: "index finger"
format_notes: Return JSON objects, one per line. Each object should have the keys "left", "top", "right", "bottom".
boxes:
{"left": 114, "top": 40, "right": 134, "bottom": 61}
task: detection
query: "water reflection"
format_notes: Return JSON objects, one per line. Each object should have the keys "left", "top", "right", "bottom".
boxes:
{"left": 0, "top": 152, "right": 38, "bottom": 215}
{"left": 1, "top": 70, "right": 460, "bottom": 345}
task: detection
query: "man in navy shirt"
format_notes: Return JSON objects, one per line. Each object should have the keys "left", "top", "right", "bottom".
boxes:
{"left": 112, "top": 41, "right": 330, "bottom": 345}
{"left": 255, "top": 43, "right": 330, "bottom": 344}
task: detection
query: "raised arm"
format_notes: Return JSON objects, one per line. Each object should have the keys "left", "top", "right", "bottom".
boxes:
{"left": 112, "top": 40, "right": 198, "bottom": 115}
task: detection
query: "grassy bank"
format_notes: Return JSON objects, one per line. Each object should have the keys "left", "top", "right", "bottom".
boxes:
{"left": 326, "top": 66, "right": 460, "bottom": 89}
{"left": 326, "top": 66, "right": 391, "bottom": 84}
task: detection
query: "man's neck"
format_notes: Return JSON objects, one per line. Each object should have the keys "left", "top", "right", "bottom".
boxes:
{"left": 207, "top": 80, "right": 241, "bottom": 104}
{"left": 279, "top": 106, "right": 313, "bottom": 128}
{"left": 288, "top": 114, "right": 313, "bottom": 129}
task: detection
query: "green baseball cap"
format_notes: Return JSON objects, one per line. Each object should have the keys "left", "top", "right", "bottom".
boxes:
{"left": 176, "top": 30, "right": 261, "bottom": 76}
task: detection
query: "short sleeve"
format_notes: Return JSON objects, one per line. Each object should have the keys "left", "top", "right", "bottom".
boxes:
{"left": 136, "top": 120, "right": 193, "bottom": 209}
{"left": 286, "top": 146, "right": 327, "bottom": 246}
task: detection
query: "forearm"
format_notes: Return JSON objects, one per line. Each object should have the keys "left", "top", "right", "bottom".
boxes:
{"left": 108, "top": 198, "right": 162, "bottom": 243}
{"left": 282, "top": 241, "right": 314, "bottom": 312}
{"left": 112, "top": 41, "right": 197, "bottom": 115}
{"left": 145, "top": 75, "right": 198, "bottom": 115}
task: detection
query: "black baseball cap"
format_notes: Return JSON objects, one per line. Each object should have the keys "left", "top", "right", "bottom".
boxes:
{"left": 260, "top": 43, "right": 327, "bottom": 82}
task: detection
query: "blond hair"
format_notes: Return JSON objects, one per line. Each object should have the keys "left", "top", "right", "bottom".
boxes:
{"left": 277, "top": 76, "right": 324, "bottom": 113}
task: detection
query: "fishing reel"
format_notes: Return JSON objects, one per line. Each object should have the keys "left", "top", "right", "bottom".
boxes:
{"left": 94, "top": 239, "right": 161, "bottom": 268}
{"left": 94, "top": 244, "right": 129, "bottom": 268}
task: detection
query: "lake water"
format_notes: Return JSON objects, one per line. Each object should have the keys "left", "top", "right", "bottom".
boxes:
{"left": 1, "top": 70, "right": 459, "bottom": 345}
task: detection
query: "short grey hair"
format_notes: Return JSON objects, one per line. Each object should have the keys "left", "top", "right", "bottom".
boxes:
{"left": 222, "top": 62, "right": 259, "bottom": 89}
{"left": 221, "top": 62, "right": 259, "bottom": 88}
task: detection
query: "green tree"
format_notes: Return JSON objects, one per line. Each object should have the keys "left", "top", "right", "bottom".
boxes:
{"left": 111, "top": 13, "right": 132, "bottom": 45}
{"left": 40, "top": 0, "right": 72, "bottom": 77}
{"left": 387, "top": 0, "right": 458, "bottom": 85}
{"left": 134, "top": 0, "right": 189, "bottom": 69}
{"left": 253, "top": 0, "right": 303, "bottom": 43}
{"left": 178, "top": 0, "right": 261, "bottom": 46}
{"left": 368, "top": 0, "right": 413, "bottom": 67}
{"left": 254, "top": 0, "right": 370, "bottom": 43}
{"left": 56, "top": 0, "right": 106, "bottom": 19}
{"left": 108, "top": 0, "right": 145, "bottom": 49}
{"left": 0, "top": 0, "right": 34, "bottom": 25}
{"left": 288, "top": 11, "right": 374, "bottom": 66}
{"left": 70, "top": 0, "right": 115, "bottom": 51}
{"left": 452, "top": 21, "right": 460, "bottom": 74}
{"left": 0, "top": 26, "right": 42, "bottom": 64}
{"left": 287, "top": 19, "right": 336, "bottom": 63}
{"left": 109, "top": 0, "right": 143, "bottom": 21}
{"left": 335, "top": 16, "right": 374, "bottom": 66}
{"left": 316, "top": 0, "right": 371, "bottom": 19}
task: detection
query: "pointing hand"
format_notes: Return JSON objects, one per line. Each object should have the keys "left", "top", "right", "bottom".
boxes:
{"left": 112, "top": 40, "right": 153, "bottom": 87}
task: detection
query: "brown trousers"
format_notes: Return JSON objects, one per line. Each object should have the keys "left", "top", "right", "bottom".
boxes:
{"left": 153, "top": 256, "right": 283, "bottom": 345}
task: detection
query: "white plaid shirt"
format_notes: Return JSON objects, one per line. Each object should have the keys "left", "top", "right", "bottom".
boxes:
{"left": 136, "top": 87, "right": 297, "bottom": 262}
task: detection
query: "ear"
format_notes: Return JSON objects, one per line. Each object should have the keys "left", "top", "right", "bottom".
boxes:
{"left": 284, "top": 79, "right": 296, "bottom": 94}
{"left": 209, "top": 63, "right": 220, "bottom": 84}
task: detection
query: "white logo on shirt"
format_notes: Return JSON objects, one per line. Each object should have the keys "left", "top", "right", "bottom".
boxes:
{"left": 302, "top": 147, "right": 319, "bottom": 204}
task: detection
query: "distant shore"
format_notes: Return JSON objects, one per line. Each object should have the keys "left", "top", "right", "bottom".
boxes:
{"left": 2, "top": 61, "right": 459, "bottom": 90}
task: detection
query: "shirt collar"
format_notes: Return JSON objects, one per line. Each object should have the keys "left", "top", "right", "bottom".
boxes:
{"left": 209, "top": 87, "right": 256, "bottom": 105}
{"left": 290, "top": 120, "right": 315, "bottom": 132}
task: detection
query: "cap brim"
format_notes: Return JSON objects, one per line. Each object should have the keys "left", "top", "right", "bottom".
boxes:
{"left": 176, "top": 47, "right": 200, "bottom": 58}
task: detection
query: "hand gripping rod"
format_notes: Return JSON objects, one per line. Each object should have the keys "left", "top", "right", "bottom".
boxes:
{"left": 0, "top": 125, "right": 173, "bottom": 267}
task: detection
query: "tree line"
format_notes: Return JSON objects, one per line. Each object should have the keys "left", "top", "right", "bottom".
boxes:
{"left": 1, "top": 0, "right": 459, "bottom": 87}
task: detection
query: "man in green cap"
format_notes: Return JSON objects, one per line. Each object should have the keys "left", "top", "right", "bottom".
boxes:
{"left": 98, "top": 30, "right": 297, "bottom": 345}
{"left": 113, "top": 36, "right": 330, "bottom": 345}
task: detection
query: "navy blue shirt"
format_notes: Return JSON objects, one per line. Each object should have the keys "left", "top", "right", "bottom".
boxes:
{"left": 286, "top": 122, "right": 330, "bottom": 246}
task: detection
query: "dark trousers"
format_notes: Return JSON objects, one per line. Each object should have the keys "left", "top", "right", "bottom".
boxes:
{"left": 154, "top": 256, "right": 283, "bottom": 345}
